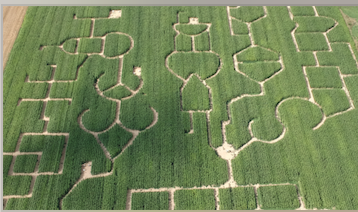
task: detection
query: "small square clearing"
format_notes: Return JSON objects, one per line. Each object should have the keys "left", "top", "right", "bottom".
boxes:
{"left": 109, "top": 10, "right": 122, "bottom": 19}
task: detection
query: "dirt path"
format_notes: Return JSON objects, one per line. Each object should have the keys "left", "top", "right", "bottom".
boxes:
{"left": 3, "top": 6, "right": 28, "bottom": 71}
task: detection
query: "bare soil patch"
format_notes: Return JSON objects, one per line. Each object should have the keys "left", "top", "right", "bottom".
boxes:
{"left": 3, "top": 6, "right": 28, "bottom": 71}
{"left": 109, "top": 10, "right": 122, "bottom": 19}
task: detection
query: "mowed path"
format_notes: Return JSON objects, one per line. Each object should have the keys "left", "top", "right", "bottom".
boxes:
{"left": 3, "top": 6, "right": 28, "bottom": 71}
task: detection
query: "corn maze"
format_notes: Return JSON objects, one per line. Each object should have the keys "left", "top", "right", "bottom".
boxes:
{"left": 3, "top": 6, "right": 358, "bottom": 210}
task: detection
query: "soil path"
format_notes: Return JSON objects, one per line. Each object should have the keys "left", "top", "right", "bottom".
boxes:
{"left": 3, "top": 6, "right": 28, "bottom": 71}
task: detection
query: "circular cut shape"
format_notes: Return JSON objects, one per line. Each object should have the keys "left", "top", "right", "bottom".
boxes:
{"left": 216, "top": 143, "right": 236, "bottom": 160}
{"left": 104, "top": 33, "right": 131, "bottom": 57}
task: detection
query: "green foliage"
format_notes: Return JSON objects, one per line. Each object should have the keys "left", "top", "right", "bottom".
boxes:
{"left": 316, "top": 6, "right": 358, "bottom": 56}
{"left": 2, "top": 156, "right": 33, "bottom": 197}
{"left": 131, "top": 192, "right": 169, "bottom": 210}
{"left": 340, "top": 6, "right": 358, "bottom": 19}
{"left": 4, "top": 198, "right": 30, "bottom": 210}
{"left": 168, "top": 52, "right": 220, "bottom": 79}
{"left": 78, "top": 38, "right": 103, "bottom": 53}
{"left": 20, "top": 82, "right": 48, "bottom": 99}
{"left": 4, "top": 6, "right": 358, "bottom": 210}
{"left": 38, "top": 136, "right": 65, "bottom": 173}
{"left": 3, "top": 175, "right": 33, "bottom": 196}
{"left": 258, "top": 185, "right": 300, "bottom": 209}
{"left": 181, "top": 112, "right": 191, "bottom": 133}
{"left": 75, "top": 6, "right": 116, "bottom": 18}
{"left": 353, "top": 25, "right": 358, "bottom": 39}
{"left": 98, "top": 124, "right": 133, "bottom": 158}
{"left": 96, "top": 57, "right": 119, "bottom": 91}
{"left": 236, "top": 46, "right": 279, "bottom": 62}
{"left": 77, "top": 55, "right": 118, "bottom": 132}
{"left": 19, "top": 135, "right": 49, "bottom": 152}
{"left": 306, "top": 67, "right": 342, "bottom": 88}
{"left": 20, "top": 101, "right": 45, "bottom": 132}
{"left": 104, "top": 33, "right": 131, "bottom": 57}
{"left": 62, "top": 38, "right": 77, "bottom": 53}
{"left": 296, "top": 33, "right": 329, "bottom": 51}
{"left": 4, "top": 100, "right": 45, "bottom": 153}
{"left": 13, "top": 155, "right": 38, "bottom": 173}
{"left": 294, "top": 17, "right": 335, "bottom": 32}
{"left": 313, "top": 89, "right": 351, "bottom": 116}
{"left": 316, "top": 43, "right": 358, "bottom": 74}
{"left": 45, "top": 100, "right": 71, "bottom": 132}
{"left": 62, "top": 177, "right": 105, "bottom": 210}
{"left": 28, "top": 46, "right": 87, "bottom": 81}
{"left": 327, "top": 24, "right": 351, "bottom": 42}
{"left": 290, "top": 6, "right": 315, "bottom": 16}
{"left": 345, "top": 76, "right": 358, "bottom": 103}
{"left": 278, "top": 98, "right": 323, "bottom": 130}
{"left": 231, "top": 19, "right": 248, "bottom": 34}
{"left": 182, "top": 75, "right": 210, "bottom": 111}
{"left": 103, "top": 85, "right": 131, "bottom": 100}
{"left": 230, "top": 6, "right": 265, "bottom": 22}
{"left": 226, "top": 95, "right": 285, "bottom": 149}
{"left": 174, "top": 189, "right": 216, "bottom": 210}
{"left": 238, "top": 61, "right": 281, "bottom": 81}
{"left": 219, "top": 187, "right": 257, "bottom": 210}
{"left": 3, "top": 155, "right": 13, "bottom": 176}
{"left": 175, "top": 24, "right": 208, "bottom": 35}
{"left": 119, "top": 93, "right": 154, "bottom": 130}
{"left": 194, "top": 31, "right": 210, "bottom": 51}
{"left": 176, "top": 33, "right": 192, "bottom": 51}
{"left": 49, "top": 82, "right": 75, "bottom": 98}
{"left": 4, "top": 155, "right": 32, "bottom": 195}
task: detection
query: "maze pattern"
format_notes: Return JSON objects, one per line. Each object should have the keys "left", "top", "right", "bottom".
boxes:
{"left": 130, "top": 6, "right": 358, "bottom": 210}
{"left": 288, "top": 6, "right": 357, "bottom": 130}
{"left": 166, "top": 13, "right": 222, "bottom": 136}
{"left": 3, "top": 6, "right": 358, "bottom": 210}
{"left": 3, "top": 9, "right": 159, "bottom": 208}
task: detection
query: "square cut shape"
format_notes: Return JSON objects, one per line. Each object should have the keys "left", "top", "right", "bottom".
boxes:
{"left": 306, "top": 67, "right": 342, "bottom": 88}
{"left": 174, "top": 189, "right": 216, "bottom": 210}
{"left": 189, "top": 17, "right": 199, "bottom": 24}
{"left": 38, "top": 136, "right": 66, "bottom": 173}
{"left": 77, "top": 38, "right": 103, "bottom": 53}
{"left": 296, "top": 33, "right": 329, "bottom": 51}
{"left": 131, "top": 192, "right": 169, "bottom": 210}
{"left": 312, "top": 89, "right": 351, "bottom": 116}
{"left": 257, "top": 185, "right": 300, "bottom": 210}
{"left": 219, "top": 187, "right": 257, "bottom": 210}
{"left": 13, "top": 155, "right": 38, "bottom": 173}
{"left": 108, "top": 10, "right": 121, "bottom": 19}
